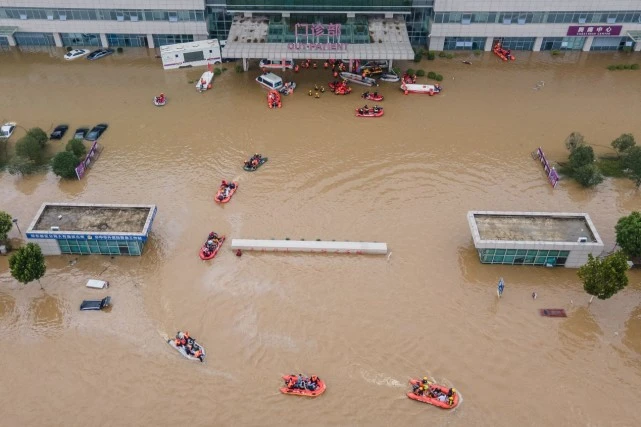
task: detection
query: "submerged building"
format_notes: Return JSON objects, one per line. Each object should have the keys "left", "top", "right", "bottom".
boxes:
{"left": 467, "top": 211, "right": 604, "bottom": 268}
{"left": 26, "top": 203, "right": 157, "bottom": 256}
{"left": 1, "top": 1, "right": 640, "bottom": 52}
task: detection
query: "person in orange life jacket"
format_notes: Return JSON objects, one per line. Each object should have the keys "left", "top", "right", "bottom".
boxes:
{"left": 286, "top": 377, "right": 296, "bottom": 389}
{"left": 208, "top": 232, "right": 218, "bottom": 240}
{"left": 307, "top": 375, "right": 319, "bottom": 390}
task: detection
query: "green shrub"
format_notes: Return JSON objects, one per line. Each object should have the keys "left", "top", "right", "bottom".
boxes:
{"left": 26, "top": 128, "right": 48, "bottom": 148}
{"left": 413, "top": 52, "right": 422, "bottom": 62}
{"left": 438, "top": 51, "right": 447, "bottom": 58}
{"left": 574, "top": 164, "right": 604, "bottom": 187}
{"left": 607, "top": 65, "right": 617, "bottom": 71}
{"left": 65, "top": 139, "right": 86, "bottom": 159}
{"left": 427, "top": 71, "right": 436, "bottom": 79}
{"left": 446, "top": 53, "right": 454, "bottom": 59}
{"left": 616, "top": 64, "right": 625, "bottom": 70}
{"left": 427, "top": 51, "right": 435, "bottom": 60}
{"left": 406, "top": 68, "right": 415, "bottom": 75}
{"left": 473, "top": 49, "right": 481, "bottom": 56}
{"left": 569, "top": 145, "right": 595, "bottom": 170}
{"left": 16, "top": 136, "right": 44, "bottom": 164}
{"left": 623, "top": 64, "right": 631, "bottom": 70}
{"left": 51, "top": 151, "right": 80, "bottom": 179}
{"left": 631, "top": 63, "right": 640, "bottom": 70}
{"left": 551, "top": 50, "right": 561, "bottom": 56}
{"left": 116, "top": 47, "right": 123, "bottom": 53}
{"left": 214, "top": 67, "right": 222, "bottom": 75}
{"left": 235, "top": 65, "right": 244, "bottom": 73}
{"left": 416, "top": 69, "right": 425, "bottom": 77}
{"left": 434, "top": 74, "right": 443, "bottom": 81}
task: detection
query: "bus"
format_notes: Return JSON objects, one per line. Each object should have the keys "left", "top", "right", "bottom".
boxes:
{"left": 160, "top": 39, "right": 222, "bottom": 70}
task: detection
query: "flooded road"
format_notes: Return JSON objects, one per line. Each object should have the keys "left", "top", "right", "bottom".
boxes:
{"left": 1, "top": 48, "right": 641, "bottom": 426}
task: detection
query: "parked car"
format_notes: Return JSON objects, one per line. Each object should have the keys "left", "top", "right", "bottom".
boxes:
{"left": 73, "top": 127, "right": 89, "bottom": 140}
{"left": 85, "top": 124, "right": 108, "bottom": 141}
{"left": 87, "top": 48, "right": 114, "bottom": 61}
{"left": 50, "top": 124, "right": 69, "bottom": 140}
{"left": 64, "top": 49, "right": 90, "bottom": 60}
{"left": 0, "top": 122, "right": 16, "bottom": 139}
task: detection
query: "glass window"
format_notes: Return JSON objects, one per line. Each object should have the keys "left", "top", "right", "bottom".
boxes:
{"left": 168, "top": 11, "right": 178, "bottom": 22}
{"left": 503, "top": 255, "right": 515, "bottom": 264}
{"left": 493, "top": 255, "right": 505, "bottom": 263}
{"left": 506, "top": 249, "right": 517, "bottom": 255}
{"left": 516, "top": 249, "right": 527, "bottom": 256}
{"left": 495, "top": 249, "right": 506, "bottom": 255}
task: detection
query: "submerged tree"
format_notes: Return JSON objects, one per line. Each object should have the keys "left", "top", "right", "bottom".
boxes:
{"left": 565, "top": 132, "right": 586, "bottom": 152}
{"left": 615, "top": 211, "right": 641, "bottom": 259}
{"left": 0, "top": 211, "right": 13, "bottom": 242}
{"left": 611, "top": 133, "right": 636, "bottom": 155}
{"left": 9, "top": 243, "right": 47, "bottom": 290}
{"left": 578, "top": 252, "right": 629, "bottom": 303}
{"left": 26, "top": 127, "right": 48, "bottom": 148}
{"left": 51, "top": 151, "right": 79, "bottom": 179}
{"left": 65, "top": 139, "right": 86, "bottom": 159}
{"left": 7, "top": 155, "right": 36, "bottom": 176}
{"left": 622, "top": 146, "right": 641, "bottom": 188}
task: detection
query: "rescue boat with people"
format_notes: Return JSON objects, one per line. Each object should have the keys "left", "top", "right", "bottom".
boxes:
{"left": 340, "top": 72, "right": 377, "bottom": 87}
{"left": 407, "top": 379, "right": 460, "bottom": 409}
{"left": 279, "top": 81, "right": 296, "bottom": 95}
{"left": 400, "top": 82, "right": 442, "bottom": 96}
{"left": 244, "top": 155, "right": 268, "bottom": 171}
{"left": 196, "top": 70, "right": 214, "bottom": 92}
{"left": 267, "top": 90, "right": 282, "bottom": 109}
{"left": 328, "top": 80, "right": 352, "bottom": 95}
{"left": 361, "top": 91, "right": 384, "bottom": 101}
{"left": 355, "top": 106, "right": 384, "bottom": 118}
{"left": 153, "top": 94, "right": 167, "bottom": 106}
{"left": 280, "top": 375, "right": 326, "bottom": 397}
{"left": 215, "top": 180, "right": 238, "bottom": 203}
{"left": 199, "top": 234, "right": 225, "bottom": 260}
{"left": 402, "top": 73, "right": 417, "bottom": 84}
{"left": 493, "top": 43, "right": 516, "bottom": 61}
{"left": 167, "top": 331, "right": 206, "bottom": 362}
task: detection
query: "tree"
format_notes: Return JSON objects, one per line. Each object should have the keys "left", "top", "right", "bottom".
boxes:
{"left": 615, "top": 211, "right": 641, "bottom": 258}
{"left": 15, "top": 135, "right": 44, "bottom": 164}
{"left": 7, "top": 155, "right": 36, "bottom": 175}
{"left": 573, "top": 164, "right": 604, "bottom": 187}
{"left": 611, "top": 133, "right": 636, "bottom": 155}
{"left": 65, "top": 139, "right": 86, "bottom": 158}
{"left": 26, "top": 127, "right": 48, "bottom": 148}
{"left": 8, "top": 243, "right": 47, "bottom": 289}
{"left": 0, "top": 211, "right": 12, "bottom": 241}
{"left": 51, "top": 151, "right": 80, "bottom": 179}
{"left": 622, "top": 145, "right": 641, "bottom": 188}
{"left": 578, "top": 252, "right": 629, "bottom": 302}
{"left": 565, "top": 132, "right": 585, "bottom": 152}
{"left": 568, "top": 145, "right": 595, "bottom": 170}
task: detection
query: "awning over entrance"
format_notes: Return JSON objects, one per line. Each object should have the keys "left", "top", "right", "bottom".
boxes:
{"left": 0, "top": 26, "right": 18, "bottom": 36}
{"left": 627, "top": 31, "right": 641, "bottom": 43}
{"left": 222, "top": 16, "right": 414, "bottom": 61}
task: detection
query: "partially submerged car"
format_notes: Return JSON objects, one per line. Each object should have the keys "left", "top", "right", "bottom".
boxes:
{"left": 73, "top": 127, "right": 89, "bottom": 140}
{"left": 85, "top": 123, "right": 108, "bottom": 141}
{"left": 80, "top": 296, "right": 111, "bottom": 311}
{"left": 0, "top": 122, "right": 16, "bottom": 139}
{"left": 64, "top": 49, "right": 89, "bottom": 60}
{"left": 87, "top": 48, "right": 114, "bottom": 61}
{"left": 50, "top": 124, "right": 69, "bottom": 140}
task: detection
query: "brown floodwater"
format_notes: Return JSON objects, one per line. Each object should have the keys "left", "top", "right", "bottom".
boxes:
{"left": 1, "top": 47, "right": 641, "bottom": 426}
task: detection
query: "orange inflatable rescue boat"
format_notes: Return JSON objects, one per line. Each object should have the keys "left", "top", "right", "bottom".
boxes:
{"left": 267, "top": 90, "right": 282, "bottom": 109}
{"left": 407, "top": 379, "right": 460, "bottom": 409}
{"left": 280, "top": 375, "right": 326, "bottom": 397}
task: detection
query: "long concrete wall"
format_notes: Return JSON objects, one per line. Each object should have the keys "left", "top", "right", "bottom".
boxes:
{"left": 231, "top": 239, "right": 388, "bottom": 255}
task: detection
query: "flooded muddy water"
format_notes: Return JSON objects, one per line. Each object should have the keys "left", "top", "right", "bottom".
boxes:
{"left": 1, "top": 48, "right": 641, "bottom": 426}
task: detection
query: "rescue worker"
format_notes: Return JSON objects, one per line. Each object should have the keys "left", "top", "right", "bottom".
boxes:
{"left": 308, "top": 89, "right": 313, "bottom": 96}
{"left": 320, "top": 86, "right": 325, "bottom": 93}
{"left": 447, "top": 388, "right": 456, "bottom": 405}
{"left": 208, "top": 232, "right": 218, "bottom": 240}
{"left": 307, "top": 375, "right": 319, "bottom": 391}
{"left": 286, "top": 376, "right": 296, "bottom": 389}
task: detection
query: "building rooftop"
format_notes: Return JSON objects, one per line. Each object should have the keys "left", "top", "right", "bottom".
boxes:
{"left": 29, "top": 203, "right": 155, "bottom": 234}
{"left": 469, "top": 211, "right": 599, "bottom": 243}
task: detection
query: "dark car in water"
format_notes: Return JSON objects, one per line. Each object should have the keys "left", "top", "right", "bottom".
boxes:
{"left": 74, "top": 127, "right": 89, "bottom": 139}
{"left": 85, "top": 124, "right": 108, "bottom": 141}
{"left": 87, "top": 48, "right": 114, "bottom": 61}
{"left": 50, "top": 124, "right": 69, "bottom": 140}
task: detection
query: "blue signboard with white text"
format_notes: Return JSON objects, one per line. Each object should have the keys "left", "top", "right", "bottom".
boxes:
{"left": 26, "top": 232, "right": 147, "bottom": 242}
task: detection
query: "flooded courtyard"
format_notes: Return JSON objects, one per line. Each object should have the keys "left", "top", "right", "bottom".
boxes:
{"left": 1, "top": 48, "right": 641, "bottom": 426}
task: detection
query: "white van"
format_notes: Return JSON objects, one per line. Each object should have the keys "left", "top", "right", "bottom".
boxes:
{"left": 259, "top": 59, "right": 294, "bottom": 70}
{"left": 86, "top": 279, "right": 109, "bottom": 289}
{"left": 256, "top": 73, "right": 284, "bottom": 90}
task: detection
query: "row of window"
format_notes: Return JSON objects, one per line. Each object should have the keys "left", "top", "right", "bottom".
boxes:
{"left": 0, "top": 8, "right": 205, "bottom": 22}
{"left": 478, "top": 249, "right": 570, "bottom": 266}
{"left": 222, "top": 1, "right": 413, "bottom": 11}
{"left": 58, "top": 239, "right": 143, "bottom": 256}
{"left": 433, "top": 11, "right": 641, "bottom": 25}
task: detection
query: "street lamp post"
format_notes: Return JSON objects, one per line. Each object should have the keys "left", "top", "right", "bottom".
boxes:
{"left": 12, "top": 218, "right": 21, "bottom": 235}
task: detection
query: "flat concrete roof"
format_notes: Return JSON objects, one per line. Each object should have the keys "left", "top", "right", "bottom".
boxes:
{"left": 28, "top": 203, "right": 156, "bottom": 234}
{"left": 231, "top": 239, "right": 388, "bottom": 254}
{"left": 468, "top": 211, "right": 600, "bottom": 243}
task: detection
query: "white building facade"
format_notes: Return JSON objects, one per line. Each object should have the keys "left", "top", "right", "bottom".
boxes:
{"left": 0, "top": 0, "right": 208, "bottom": 49}
{"left": 430, "top": 0, "right": 641, "bottom": 52}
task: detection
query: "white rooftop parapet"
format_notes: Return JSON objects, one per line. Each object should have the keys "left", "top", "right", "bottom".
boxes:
{"left": 231, "top": 239, "right": 388, "bottom": 255}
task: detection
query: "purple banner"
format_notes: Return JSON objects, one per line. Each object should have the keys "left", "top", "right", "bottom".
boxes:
{"left": 75, "top": 140, "right": 99, "bottom": 180}
{"left": 567, "top": 25, "right": 622, "bottom": 37}
{"left": 535, "top": 147, "right": 559, "bottom": 188}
